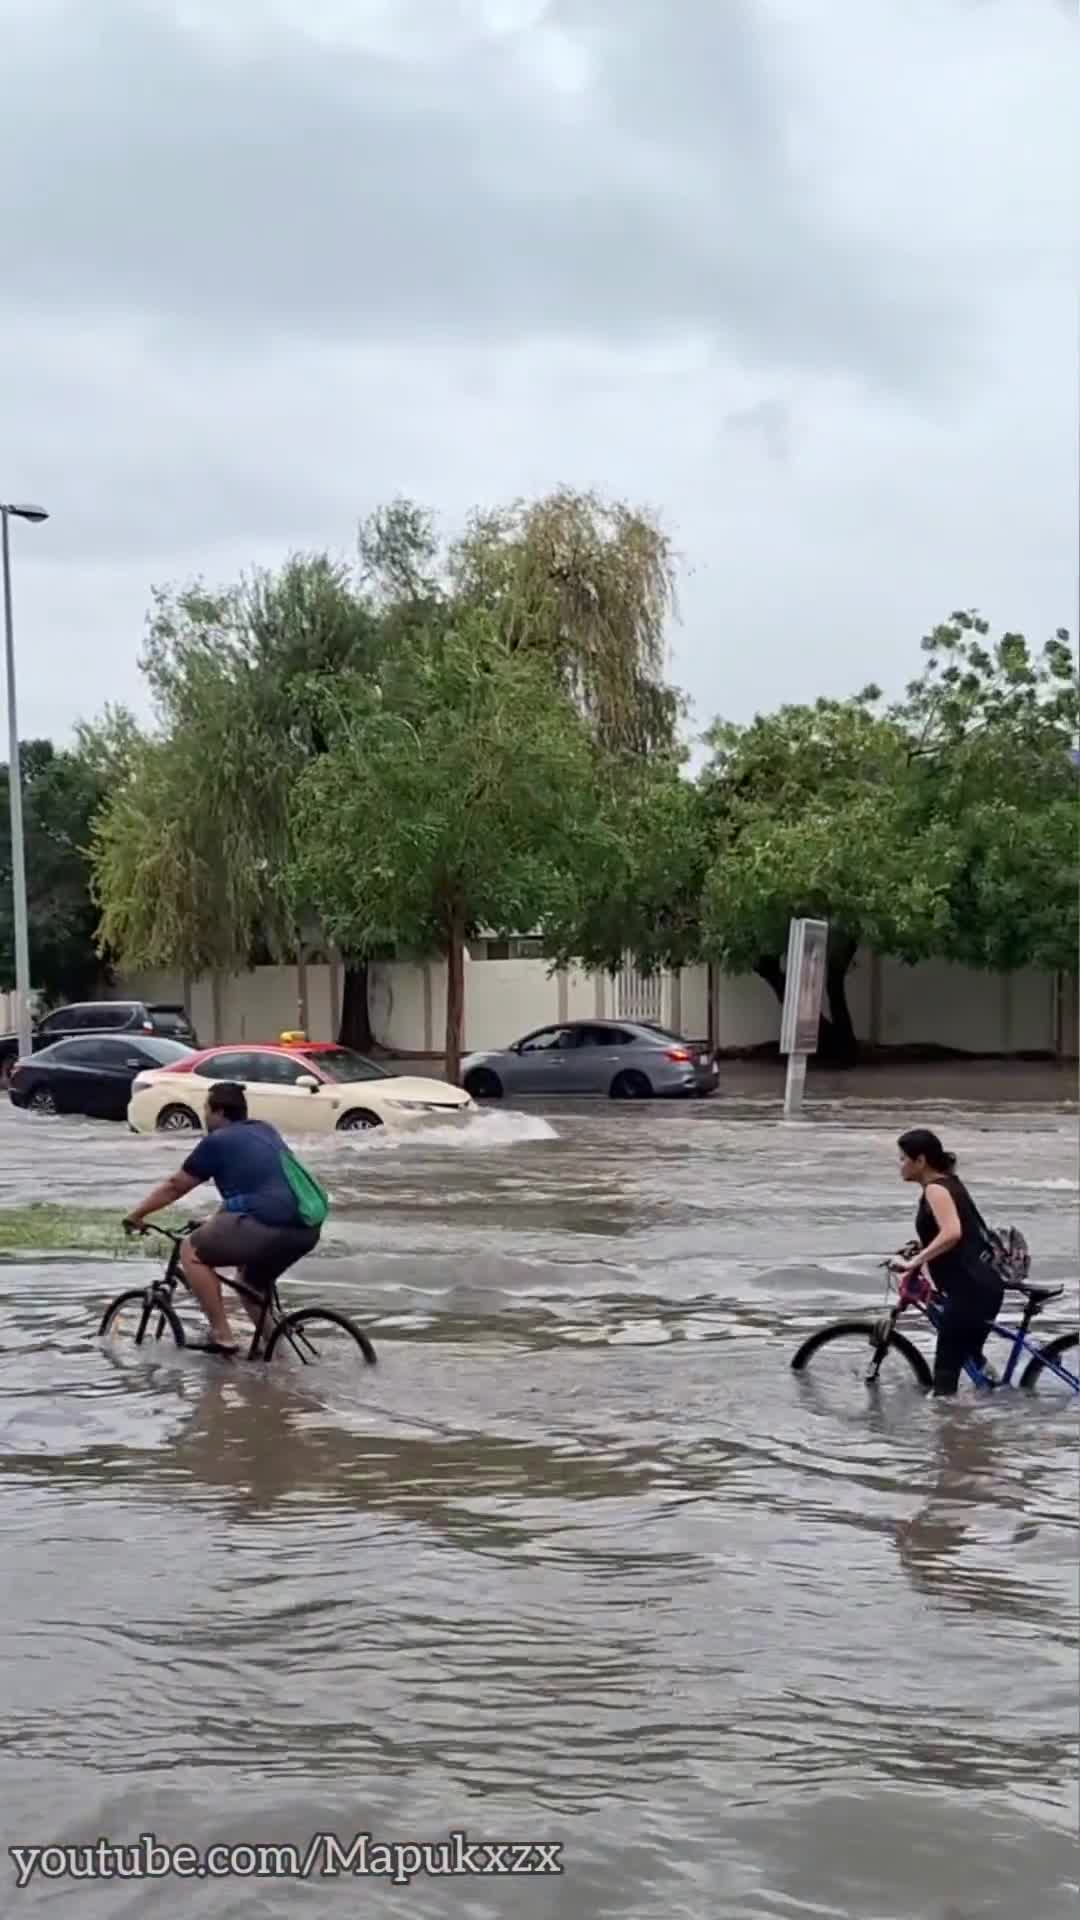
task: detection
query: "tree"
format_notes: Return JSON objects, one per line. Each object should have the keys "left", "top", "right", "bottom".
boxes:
{"left": 287, "top": 615, "right": 604, "bottom": 1082}
{"left": 543, "top": 758, "right": 710, "bottom": 978}
{"left": 699, "top": 615, "right": 1078, "bottom": 1064}
{"left": 0, "top": 741, "right": 110, "bottom": 1005}
{"left": 90, "top": 554, "right": 386, "bottom": 1043}
{"left": 894, "top": 611, "right": 1079, "bottom": 975}
{"left": 698, "top": 693, "right": 935, "bottom": 1063}
{"left": 72, "top": 703, "right": 144, "bottom": 787}
{"left": 449, "top": 487, "right": 683, "bottom": 754}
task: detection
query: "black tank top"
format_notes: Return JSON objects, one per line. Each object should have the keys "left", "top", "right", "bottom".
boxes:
{"left": 915, "top": 1173, "right": 998, "bottom": 1299}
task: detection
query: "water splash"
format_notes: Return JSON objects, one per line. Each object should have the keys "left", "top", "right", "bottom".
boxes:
{"left": 341, "top": 1109, "right": 559, "bottom": 1152}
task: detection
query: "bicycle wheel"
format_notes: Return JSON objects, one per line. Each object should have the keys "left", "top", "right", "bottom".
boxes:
{"left": 1019, "top": 1331, "right": 1080, "bottom": 1394}
{"left": 99, "top": 1288, "right": 185, "bottom": 1349}
{"left": 264, "top": 1306, "right": 377, "bottom": 1366}
{"left": 791, "top": 1318, "right": 933, "bottom": 1400}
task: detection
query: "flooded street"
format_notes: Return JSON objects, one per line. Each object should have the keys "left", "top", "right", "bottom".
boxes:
{"left": 1, "top": 1077, "right": 1076, "bottom": 1919}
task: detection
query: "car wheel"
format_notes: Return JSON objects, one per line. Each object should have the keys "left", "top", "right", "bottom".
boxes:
{"left": 27, "top": 1086, "right": 57, "bottom": 1116}
{"left": 464, "top": 1069, "right": 503, "bottom": 1100}
{"left": 155, "top": 1104, "right": 201, "bottom": 1132}
{"left": 337, "top": 1109, "right": 383, "bottom": 1132}
{"left": 610, "top": 1070, "right": 652, "bottom": 1100}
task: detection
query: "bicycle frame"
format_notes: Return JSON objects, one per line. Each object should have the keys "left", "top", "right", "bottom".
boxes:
{"left": 133, "top": 1220, "right": 321, "bottom": 1364}
{"left": 891, "top": 1269, "right": 1080, "bottom": 1393}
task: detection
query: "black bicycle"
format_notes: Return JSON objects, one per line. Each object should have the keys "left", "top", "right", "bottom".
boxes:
{"left": 98, "top": 1221, "right": 377, "bottom": 1366}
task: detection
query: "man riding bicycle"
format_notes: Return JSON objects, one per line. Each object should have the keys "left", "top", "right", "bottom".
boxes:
{"left": 123, "top": 1082, "right": 321, "bottom": 1356}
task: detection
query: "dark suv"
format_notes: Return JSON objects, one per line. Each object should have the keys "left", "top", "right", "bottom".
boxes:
{"left": 0, "top": 1000, "right": 198, "bottom": 1078}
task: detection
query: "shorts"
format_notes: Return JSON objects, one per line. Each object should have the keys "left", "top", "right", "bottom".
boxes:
{"left": 187, "top": 1212, "right": 320, "bottom": 1293}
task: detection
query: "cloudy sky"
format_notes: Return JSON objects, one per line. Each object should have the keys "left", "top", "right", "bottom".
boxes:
{"left": 1, "top": 0, "right": 1075, "bottom": 749}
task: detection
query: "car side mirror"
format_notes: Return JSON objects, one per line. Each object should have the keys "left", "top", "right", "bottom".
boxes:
{"left": 297, "top": 1075, "right": 320, "bottom": 1092}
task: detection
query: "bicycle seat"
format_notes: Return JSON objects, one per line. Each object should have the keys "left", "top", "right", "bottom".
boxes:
{"left": 1007, "top": 1280, "right": 1065, "bottom": 1304}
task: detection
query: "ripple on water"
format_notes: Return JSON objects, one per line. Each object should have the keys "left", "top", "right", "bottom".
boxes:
{"left": 0, "top": 1094, "right": 1076, "bottom": 1917}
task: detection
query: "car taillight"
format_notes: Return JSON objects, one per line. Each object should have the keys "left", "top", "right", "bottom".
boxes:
{"left": 666, "top": 1047, "right": 692, "bottom": 1063}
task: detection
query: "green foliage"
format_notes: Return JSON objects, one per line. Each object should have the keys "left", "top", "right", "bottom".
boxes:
{"left": 691, "top": 617, "right": 1078, "bottom": 1055}
{"left": 77, "top": 519, "right": 1076, "bottom": 1079}
{"left": 897, "top": 609, "right": 1078, "bottom": 757}
{"left": 449, "top": 486, "right": 683, "bottom": 754}
{"left": 72, "top": 704, "right": 143, "bottom": 786}
{"left": 895, "top": 611, "right": 1079, "bottom": 974}
{"left": 287, "top": 613, "right": 604, "bottom": 1076}
{"left": 699, "top": 694, "right": 921, "bottom": 964}
{"left": 544, "top": 759, "right": 709, "bottom": 975}
{"left": 0, "top": 741, "right": 109, "bottom": 1003}
{"left": 89, "top": 554, "right": 382, "bottom": 975}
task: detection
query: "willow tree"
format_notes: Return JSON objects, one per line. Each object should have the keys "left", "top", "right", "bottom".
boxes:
{"left": 90, "top": 554, "right": 385, "bottom": 1042}
{"left": 449, "top": 487, "right": 682, "bottom": 756}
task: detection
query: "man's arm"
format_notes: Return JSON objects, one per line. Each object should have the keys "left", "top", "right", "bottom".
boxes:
{"left": 124, "top": 1168, "right": 202, "bottom": 1230}
{"left": 124, "top": 1137, "right": 218, "bottom": 1230}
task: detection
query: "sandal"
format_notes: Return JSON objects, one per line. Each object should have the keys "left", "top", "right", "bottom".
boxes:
{"left": 186, "top": 1338, "right": 241, "bottom": 1359}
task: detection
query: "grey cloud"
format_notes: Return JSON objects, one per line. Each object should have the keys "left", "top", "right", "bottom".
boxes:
{"left": 723, "top": 400, "right": 792, "bottom": 465}
{"left": 1, "top": 0, "right": 956, "bottom": 389}
{"left": 0, "top": 0, "right": 1073, "bottom": 750}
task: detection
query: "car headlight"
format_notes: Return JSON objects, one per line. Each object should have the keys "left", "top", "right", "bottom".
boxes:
{"left": 389, "top": 1100, "right": 464, "bottom": 1113}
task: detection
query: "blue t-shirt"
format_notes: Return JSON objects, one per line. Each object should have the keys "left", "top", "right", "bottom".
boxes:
{"left": 183, "top": 1119, "right": 302, "bottom": 1228}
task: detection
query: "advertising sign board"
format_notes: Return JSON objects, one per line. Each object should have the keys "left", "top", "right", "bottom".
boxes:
{"left": 779, "top": 918, "right": 828, "bottom": 1117}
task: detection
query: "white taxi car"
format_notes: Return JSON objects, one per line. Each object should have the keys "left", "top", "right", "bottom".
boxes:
{"left": 127, "top": 1037, "right": 474, "bottom": 1134}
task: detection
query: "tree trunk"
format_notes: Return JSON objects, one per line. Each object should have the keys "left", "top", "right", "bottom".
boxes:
{"left": 445, "top": 908, "right": 466, "bottom": 1085}
{"left": 753, "top": 954, "right": 786, "bottom": 1002}
{"left": 753, "top": 938, "right": 860, "bottom": 1066}
{"left": 338, "top": 960, "right": 375, "bottom": 1053}
{"left": 824, "top": 933, "right": 859, "bottom": 1067}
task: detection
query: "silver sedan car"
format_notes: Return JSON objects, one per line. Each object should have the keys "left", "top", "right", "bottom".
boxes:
{"left": 460, "top": 1020, "right": 719, "bottom": 1101}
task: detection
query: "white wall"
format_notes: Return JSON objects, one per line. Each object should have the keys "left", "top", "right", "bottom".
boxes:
{"left": 112, "top": 953, "right": 1076, "bottom": 1058}
{"left": 877, "top": 957, "right": 1057, "bottom": 1054}
{"left": 464, "top": 958, "right": 556, "bottom": 1050}
{"left": 370, "top": 960, "right": 429, "bottom": 1054}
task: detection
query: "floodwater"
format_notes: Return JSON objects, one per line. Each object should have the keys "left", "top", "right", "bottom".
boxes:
{"left": 0, "top": 1073, "right": 1077, "bottom": 1919}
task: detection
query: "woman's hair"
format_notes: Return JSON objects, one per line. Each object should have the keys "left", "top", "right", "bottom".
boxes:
{"left": 897, "top": 1128, "right": 956, "bottom": 1172}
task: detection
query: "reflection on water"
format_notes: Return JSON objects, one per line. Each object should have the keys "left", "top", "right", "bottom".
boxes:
{"left": 0, "top": 1088, "right": 1076, "bottom": 1918}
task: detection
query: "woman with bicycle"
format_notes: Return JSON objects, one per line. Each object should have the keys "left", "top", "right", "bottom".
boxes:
{"left": 894, "top": 1128, "right": 1005, "bottom": 1395}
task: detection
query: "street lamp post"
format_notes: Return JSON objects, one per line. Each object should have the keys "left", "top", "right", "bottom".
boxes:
{"left": 1, "top": 501, "right": 49, "bottom": 1063}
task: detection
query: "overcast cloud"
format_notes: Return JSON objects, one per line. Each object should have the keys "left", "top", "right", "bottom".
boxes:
{"left": 1, "top": 0, "right": 1075, "bottom": 745}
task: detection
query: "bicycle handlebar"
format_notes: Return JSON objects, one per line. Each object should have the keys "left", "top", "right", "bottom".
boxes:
{"left": 124, "top": 1219, "right": 201, "bottom": 1245}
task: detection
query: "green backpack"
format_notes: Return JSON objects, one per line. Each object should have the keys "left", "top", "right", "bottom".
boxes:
{"left": 280, "top": 1146, "right": 331, "bottom": 1228}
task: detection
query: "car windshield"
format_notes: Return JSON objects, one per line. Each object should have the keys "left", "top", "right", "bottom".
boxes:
{"left": 299, "top": 1047, "right": 392, "bottom": 1084}
{"left": 138, "top": 1039, "right": 196, "bottom": 1064}
{"left": 150, "top": 1010, "right": 193, "bottom": 1035}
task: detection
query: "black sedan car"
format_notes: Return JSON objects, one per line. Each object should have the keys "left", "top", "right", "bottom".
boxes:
{"left": 0, "top": 998, "right": 199, "bottom": 1081}
{"left": 7, "top": 1035, "right": 195, "bottom": 1121}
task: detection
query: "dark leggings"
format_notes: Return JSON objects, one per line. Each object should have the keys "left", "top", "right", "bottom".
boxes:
{"left": 933, "top": 1285, "right": 1004, "bottom": 1394}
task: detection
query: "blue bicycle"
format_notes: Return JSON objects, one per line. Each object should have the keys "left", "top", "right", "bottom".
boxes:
{"left": 791, "top": 1252, "right": 1079, "bottom": 1398}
